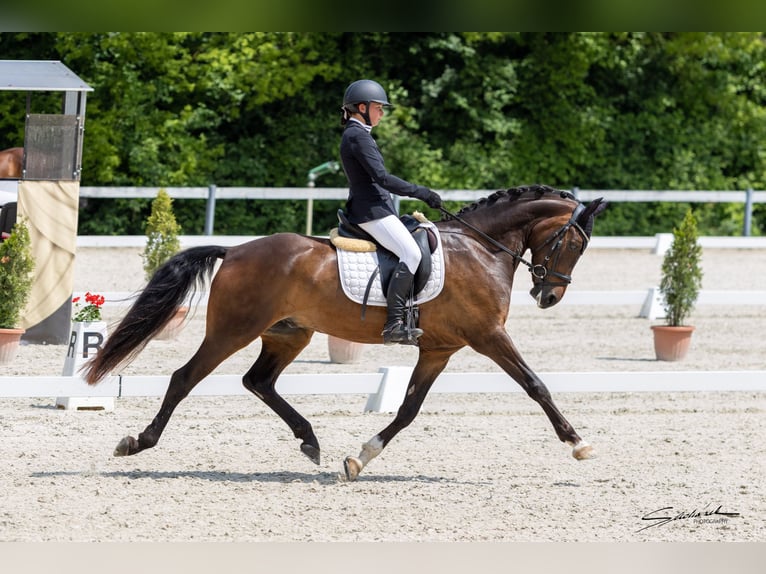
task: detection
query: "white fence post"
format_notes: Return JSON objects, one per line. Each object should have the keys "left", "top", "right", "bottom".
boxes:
{"left": 364, "top": 366, "right": 413, "bottom": 413}
{"left": 639, "top": 287, "right": 666, "bottom": 320}
{"left": 653, "top": 233, "right": 674, "bottom": 256}
{"left": 744, "top": 187, "right": 753, "bottom": 236}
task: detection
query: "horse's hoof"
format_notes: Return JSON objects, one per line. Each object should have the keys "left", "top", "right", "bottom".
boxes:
{"left": 572, "top": 441, "right": 595, "bottom": 460}
{"left": 114, "top": 436, "right": 137, "bottom": 457}
{"left": 300, "top": 443, "right": 321, "bottom": 465}
{"left": 343, "top": 456, "right": 363, "bottom": 481}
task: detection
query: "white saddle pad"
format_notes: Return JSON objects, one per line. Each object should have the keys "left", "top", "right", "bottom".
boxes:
{"left": 336, "top": 222, "right": 445, "bottom": 307}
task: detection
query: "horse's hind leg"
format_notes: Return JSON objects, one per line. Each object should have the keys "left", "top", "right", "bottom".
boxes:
{"left": 241, "top": 324, "right": 321, "bottom": 464}
{"left": 114, "top": 340, "right": 239, "bottom": 457}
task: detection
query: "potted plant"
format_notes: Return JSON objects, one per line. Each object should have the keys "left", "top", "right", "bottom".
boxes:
{"left": 63, "top": 291, "right": 107, "bottom": 375}
{"left": 71, "top": 291, "right": 106, "bottom": 323}
{"left": 0, "top": 217, "right": 35, "bottom": 364}
{"left": 142, "top": 189, "right": 186, "bottom": 339}
{"left": 58, "top": 290, "right": 111, "bottom": 409}
{"left": 142, "top": 188, "right": 182, "bottom": 280}
{"left": 651, "top": 208, "right": 703, "bottom": 361}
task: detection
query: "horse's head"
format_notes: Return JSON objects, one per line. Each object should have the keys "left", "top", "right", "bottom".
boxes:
{"left": 527, "top": 196, "right": 607, "bottom": 308}
{"left": 446, "top": 185, "right": 607, "bottom": 308}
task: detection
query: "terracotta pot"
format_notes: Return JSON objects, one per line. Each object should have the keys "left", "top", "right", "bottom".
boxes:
{"left": 328, "top": 335, "right": 366, "bottom": 364}
{"left": 156, "top": 307, "right": 189, "bottom": 340}
{"left": 651, "top": 325, "right": 695, "bottom": 361}
{"left": 0, "top": 327, "right": 25, "bottom": 365}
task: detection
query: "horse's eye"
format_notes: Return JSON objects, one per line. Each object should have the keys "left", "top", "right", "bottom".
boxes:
{"left": 568, "top": 240, "right": 581, "bottom": 251}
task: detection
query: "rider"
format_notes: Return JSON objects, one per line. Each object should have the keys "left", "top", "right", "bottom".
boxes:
{"left": 339, "top": 79, "right": 443, "bottom": 346}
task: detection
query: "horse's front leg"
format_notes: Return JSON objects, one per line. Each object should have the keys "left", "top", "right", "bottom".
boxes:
{"left": 471, "top": 327, "right": 595, "bottom": 461}
{"left": 343, "top": 349, "right": 455, "bottom": 481}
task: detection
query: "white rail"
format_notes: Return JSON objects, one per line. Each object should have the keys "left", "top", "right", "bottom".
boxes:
{"left": 78, "top": 186, "right": 766, "bottom": 203}
{"left": 70, "top": 288, "right": 766, "bottom": 314}
{"left": 72, "top": 186, "right": 766, "bottom": 236}
{"left": 74, "top": 233, "right": 766, "bottom": 250}
{"left": 1, "top": 369, "right": 764, "bottom": 413}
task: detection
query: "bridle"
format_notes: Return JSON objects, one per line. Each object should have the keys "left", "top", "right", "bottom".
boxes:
{"left": 438, "top": 202, "right": 590, "bottom": 289}
{"left": 526, "top": 202, "right": 590, "bottom": 292}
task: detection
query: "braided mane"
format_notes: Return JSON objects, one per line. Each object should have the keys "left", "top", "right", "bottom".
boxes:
{"left": 453, "top": 184, "right": 575, "bottom": 218}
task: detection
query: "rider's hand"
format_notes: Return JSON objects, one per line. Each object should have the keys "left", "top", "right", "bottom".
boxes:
{"left": 423, "top": 190, "right": 442, "bottom": 209}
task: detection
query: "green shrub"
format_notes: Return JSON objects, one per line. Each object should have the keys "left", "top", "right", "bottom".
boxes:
{"left": 142, "top": 189, "right": 181, "bottom": 281}
{"left": 0, "top": 218, "right": 35, "bottom": 329}
{"left": 659, "top": 209, "right": 703, "bottom": 326}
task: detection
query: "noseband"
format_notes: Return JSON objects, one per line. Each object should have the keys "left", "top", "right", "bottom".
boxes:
{"left": 439, "top": 202, "right": 589, "bottom": 289}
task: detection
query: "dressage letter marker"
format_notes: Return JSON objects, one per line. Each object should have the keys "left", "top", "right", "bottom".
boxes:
{"left": 57, "top": 321, "right": 114, "bottom": 411}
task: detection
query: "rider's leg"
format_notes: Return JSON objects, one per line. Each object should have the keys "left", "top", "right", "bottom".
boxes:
{"left": 359, "top": 215, "right": 423, "bottom": 345}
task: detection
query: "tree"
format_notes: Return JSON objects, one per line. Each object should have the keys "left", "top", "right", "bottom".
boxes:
{"left": 1, "top": 32, "right": 763, "bottom": 236}
{"left": 142, "top": 189, "right": 181, "bottom": 281}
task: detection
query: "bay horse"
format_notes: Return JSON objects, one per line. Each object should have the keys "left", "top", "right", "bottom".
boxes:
{"left": 83, "top": 184, "right": 607, "bottom": 481}
{"left": 0, "top": 147, "right": 23, "bottom": 179}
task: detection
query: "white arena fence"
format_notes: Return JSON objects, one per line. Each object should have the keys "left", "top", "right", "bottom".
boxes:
{"left": 14, "top": 233, "right": 766, "bottom": 410}
{"left": 70, "top": 186, "right": 766, "bottom": 236}
{"left": 71, "top": 287, "right": 766, "bottom": 316}
{"left": 75, "top": 234, "right": 766, "bottom": 250}
{"left": 8, "top": 218, "right": 759, "bottom": 411}
{"left": 1, "top": 369, "right": 765, "bottom": 413}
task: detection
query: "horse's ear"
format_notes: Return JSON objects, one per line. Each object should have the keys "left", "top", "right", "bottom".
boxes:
{"left": 591, "top": 197, "right": 608, "bottom": 217}
{"left": 577, "top": 198, "right": 607, "bottom": 238}
{"left": 578, "top": 198, "right": 607, "bottom": 223}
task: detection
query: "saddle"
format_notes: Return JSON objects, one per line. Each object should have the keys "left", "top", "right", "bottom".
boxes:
{"left": 334, "top": 209, "right": 437, "bottom": 297}
{"left": 331, "top": 210, "right": 445, "bottom": 323}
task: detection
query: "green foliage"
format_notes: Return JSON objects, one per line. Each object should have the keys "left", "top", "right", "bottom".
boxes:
{"left": 1, "top": 32, "right": 765, "bottom": 236}
{"left": 659, "top": 209, "right": 703, "bottom": 326}
{"left": 142, "top": 189, "right": 181, "bottom": 280}
{"left": 0, "top": 218, "right": 35, "bottom": 329}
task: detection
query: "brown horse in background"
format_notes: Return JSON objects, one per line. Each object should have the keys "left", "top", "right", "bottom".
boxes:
{"left": 84, "top": 184, "right": 607, "bottom": 481}
{"left": 0, "top": 147, "right": 23, "bottom": 179}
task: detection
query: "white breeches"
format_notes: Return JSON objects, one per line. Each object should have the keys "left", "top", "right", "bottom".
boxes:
{"left": 359, "top": 215, "right": 422, "bottom": 274}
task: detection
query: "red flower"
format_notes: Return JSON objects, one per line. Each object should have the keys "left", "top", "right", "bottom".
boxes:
{"left": 84, "top": 291, "right": 105, "bottom": 308}
{"left": 72, "top": 291, "right": 105, "bottom": 322}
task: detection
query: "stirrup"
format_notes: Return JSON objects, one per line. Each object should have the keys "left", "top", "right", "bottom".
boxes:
{"left": 381, "top": 321, "right": 423, "bottom": 346}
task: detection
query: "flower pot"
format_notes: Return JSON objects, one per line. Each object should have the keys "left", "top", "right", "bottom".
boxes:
{"left": 651, "top": 325, "right": 695, "bottom": 361}
{"left": 328, "top": 335, "right": 366, "bottom": 364}
{"left": 0, "top": 327, "right": 25, "bottom": 365}
{"left": 156, "top": 307, "right": 189, "bottom": 340}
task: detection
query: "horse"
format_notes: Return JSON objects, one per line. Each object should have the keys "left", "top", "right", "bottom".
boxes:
{"left": 83, "top": 184, "right": 607, "bottom": 481}
{"left": 0, "top": 147, "right": 23, "bottom": 179}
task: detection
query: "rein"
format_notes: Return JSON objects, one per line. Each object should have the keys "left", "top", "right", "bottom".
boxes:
{"left": 438, "top": 202, "right": 589, "bottom": 284}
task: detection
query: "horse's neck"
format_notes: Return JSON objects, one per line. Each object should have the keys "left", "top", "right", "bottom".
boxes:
{"left": 460, "top": 201, "right": 532, "bottom": 244}
{"left": 457, "top": 196, "right": 574, "bottom": 251}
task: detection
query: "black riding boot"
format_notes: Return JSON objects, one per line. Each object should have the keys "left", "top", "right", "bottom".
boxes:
{"left": 381, "top": 262, "right": 423, "bottom": 346}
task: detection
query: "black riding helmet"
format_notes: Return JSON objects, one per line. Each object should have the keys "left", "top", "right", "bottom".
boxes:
{"left": 341, "top": 79, "right": 392, "bottom": 126}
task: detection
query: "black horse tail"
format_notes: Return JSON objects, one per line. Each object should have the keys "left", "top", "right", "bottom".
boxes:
{"left": 83, "top": 245, "right": 228, "bottom": 385}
